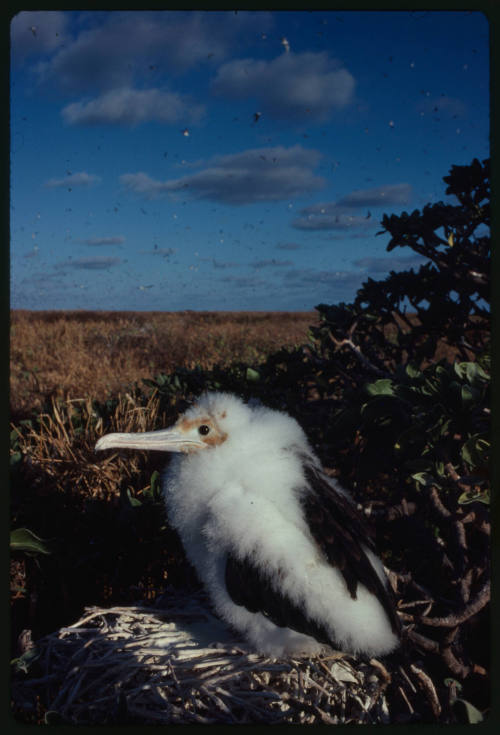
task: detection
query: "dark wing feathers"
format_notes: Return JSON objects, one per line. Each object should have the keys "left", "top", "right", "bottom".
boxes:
{"left": 302, "top": 458, "right": 401, "bottom": 636}
{"left": 225, "top": 553, "right": 338, "bottom": 648}
{"left": 224, "top": 451, "right": 401, "bottom": 644}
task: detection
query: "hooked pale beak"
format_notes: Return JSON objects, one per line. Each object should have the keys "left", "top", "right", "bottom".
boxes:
{"left": 95, "top": 427, "right": 206, "bottom": 454}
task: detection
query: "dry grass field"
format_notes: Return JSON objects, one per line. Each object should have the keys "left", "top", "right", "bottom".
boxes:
{"left": 10, "top": 310, "right": 317, "bottom": 419}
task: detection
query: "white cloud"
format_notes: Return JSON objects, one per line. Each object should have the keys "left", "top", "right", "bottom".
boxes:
{"left": 44, "top": 171, "right": 101, "bottom": 188}
{"left": 198, "top": 258, "right": 239, "bottom": 269}
{"left": 33, "top": 11, "right": 273, "bottom": 92}
{"left": 292, "top": 212, "right": 372, "bottom": 231}
{"left": 55, "top": 256, "right": 121, "bottom": 270}
{"left": 11, "top": 11, "right": 68, "bottom": 61}
{"left": 284, "top": 268, "right": 364, "bottom": 288}
{"left": 62, "top": 87, "right": 205, "bottom": 126}
{"left": 219, "top": 275, "right": 266, "bottom": 288}
{"left": 212, "top": 51, "right": 355, "bottom": 122}
{"left": 353, "top": 255, "right": 427, "bottom": 273}
{"left": 120, "top": 172, "right": 166, "bottom": 198}
{"left": 120, "top": 145, "right": 325, "bottom": 205}
{"left": 140, "top": 247, "right": 176, "bottom": 256}
{"left": 79, "top": 236, "right": 125, "bottom": 246}
{"left": 337, "top": 183, "right": 412, "bottom": 208}
{"left": 250, "top": 259, "right": 293, "bottom": 269}
{"left": 418, "top": 95, "right": 467, "bottom": 118}
{"left": 301, "top": 184, "right": 412, "bottom": 214}
{"left": 275, "top": 242, "right": 302, "bottom": 251}
{"left": 293, "top": 183, "right": 412, "bottom": 230}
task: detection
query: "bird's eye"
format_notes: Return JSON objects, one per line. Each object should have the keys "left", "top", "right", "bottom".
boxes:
{"left": 198, "top": 424, "right": 210, "bottom": 436}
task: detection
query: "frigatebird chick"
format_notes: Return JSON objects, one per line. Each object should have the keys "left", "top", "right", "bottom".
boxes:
{"left": 96, "top": 392, "right": 400, "bottom": 658}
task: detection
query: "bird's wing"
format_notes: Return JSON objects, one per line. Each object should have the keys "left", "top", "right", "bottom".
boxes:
{"left": 301, "top": 457, "right": 401, "bottom": 636}
{"left": 225, "top": 551, "right": 337, "bottom": 648}
{"left": 225, "top": 453, "right": 400, "bottom": 642}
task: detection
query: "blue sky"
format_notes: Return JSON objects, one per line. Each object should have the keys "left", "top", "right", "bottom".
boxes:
{"left": 10, "top": 10, "right": 489, "bottom": 311}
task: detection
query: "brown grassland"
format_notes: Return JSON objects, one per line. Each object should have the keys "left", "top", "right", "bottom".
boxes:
{"left": 10, "top": 310, "right": 317, "bottom": 419}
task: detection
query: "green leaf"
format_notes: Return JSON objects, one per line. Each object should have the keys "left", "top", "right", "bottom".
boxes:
{"left": 11, "top": 647, "right": 40, "bottom": 674}
{"left": 439, "top": 418, "right": 452, "bottom": 437}
{"left": 435, "top": 364, "right": 449, "bottom": 380}
{"left": 246, "top": 367, "right": 260, "bottom": 382}
{"left": 143, "top": 470, "right": 163, "bottom": 502}
{"left": 458, "top": 488, "right": 490, "bottom": 506}
{"left": 405, "top": 363, "right": 422, "bottom": 379}
{"left": 365, "top": 379, "right": 395, "bottom": 397}
{"left": 466, "top": 362, "right": 489, "bottom": 384}
{"left": 150, "top": 470, "right": 161, "bottom": 495}
{"left": 461, "top": 384, "right": 474, "bottom": 407}
{"left": 435, "top": 460, "right": 445, "bottom": 478}
{"left": 411, "top": 471, "right": 435, "bottom": 487}
{"left": 461, "top": 436, "right": 489, "bottom": 468}
{"left": 10, "top": 451, "right": 22, "bottom": 466}
{"left": 455, "top": 698, "right": 484, "bottom": 724}
{"left": 126, "top": 488, "right": 142, "bottom": 507}
{"left": 444, "top": 677, "right": 463, "bottom": 693}
{"left": 10, "top": 528, "right": 51, "bottom": 555}
{"left": 455, "top": 361, "right": 489, "bottom": 386}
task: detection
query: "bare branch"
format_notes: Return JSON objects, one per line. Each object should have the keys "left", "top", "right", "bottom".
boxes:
{"left": 410, "top": 664, "right": 442, "bottom": 718}
{"left": 441, "top": 646, "right": 470, "bottom": 679}
{"left": 405, "top": 629, "right": 439, "bottom": 653}
{"left": 419, "top": 580, "right": 490, "bottom": 628}
{"left": 327, "top": 332, "right": 391, "bottom": 378}
{"left": 427, "top": 486, "right": 451, "bottom": 519}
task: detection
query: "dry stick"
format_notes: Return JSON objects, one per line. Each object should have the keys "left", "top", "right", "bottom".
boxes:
{"left": 428, "top": 485, "right": 451, "bottom": 519}
{"left": 215, "top": 685, "right": 273, "bottom": 718}
{"left": 328, "top": 331, "right": 391, "bottom": 378}
{"left": 398, "top": 686, "right": 414, "bottom": 715}
{"left": 363, "top": 660, "right": 392, "bottom": 715}
{"left": 313, "top": 705, "right": 337, "bottom": 725}
{"left": 398, "top": 666, "right": 417, "bottom": 694}
{"left": 17, "top": 603, "right": 419, "bottom": 725}
{"left": 303, "top": 675, "right": 335, "bottom": 701}
{"left": 64, "top": 609, "right": 110, "bottom": 629}
{"left": 444, "top": 461, "right": 475, "bottom": 493}
{"left": 426, "top": 486, "right": 473, "bottom": 584}
{"left": 460, "top": 567, "right": 474, "bottom": 605}
{"left": 419, "top": 579, "right": 490, "bottom": 628}
{"left": 393, "top": 571, "right": 455, "bottom": 609}
{"left": 369, "top": 500, "right": 417, "bottom": 522}
{"left": 441, "top": 623, "right": 460, "bottom": 675}
{"left": 369, "top": 658, "right": 391, "bottom": 684}
{"left": 454, "top": 520, "right": 468, "bottom": 576}
{"left": 441, "top": 646, "right": 470, "bottom": 680}
{"left": 405, "top": 629, "right": 439, "bottom": 653}
{"left": 410, "top": 664, "right": 442, "bottom": 718}
{"left": 281, "top": 689, "right": 336, "bottom": 724}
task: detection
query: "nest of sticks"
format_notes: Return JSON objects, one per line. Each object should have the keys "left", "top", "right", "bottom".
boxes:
{"left": 12, "top": 588, "right": 397, "bottom": 725}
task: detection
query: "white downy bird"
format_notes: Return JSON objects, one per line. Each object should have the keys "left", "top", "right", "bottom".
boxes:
{"left": 96, "top": 392, "right": 400, "bottom": 658}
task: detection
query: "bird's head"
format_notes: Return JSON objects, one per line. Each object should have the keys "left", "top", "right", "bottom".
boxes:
{"left": 95, "top": 392, "right": 250, "bottom": 455}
